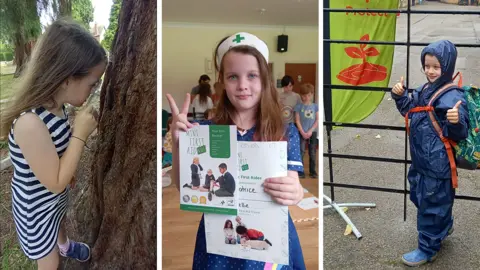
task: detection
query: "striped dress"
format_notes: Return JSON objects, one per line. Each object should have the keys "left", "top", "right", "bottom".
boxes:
{"left": 9, "top": 106, "right": 71, "bottom": 260}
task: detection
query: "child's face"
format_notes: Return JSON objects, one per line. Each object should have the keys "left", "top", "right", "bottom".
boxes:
{"left": 207, "top": 170, "right": 212, "bottom": 175}
{"left": 223, "top": 52, "right": 262, "bottom": 113}
{"left": 301, "top": 93, "right": 312, "bottom": 103}
{"left": 64, "top": 62, "right": 106, "bottom": 107}
{"left": 423, "top": 54, "right": 442, "bottom": 83}
{"left": 284, "top": 83, "right": 294, "bottom": 92}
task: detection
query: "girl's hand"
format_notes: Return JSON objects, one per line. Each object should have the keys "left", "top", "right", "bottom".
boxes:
{"left": 447, "top": 100, "right": 462, "bottom": 124}
{"left": 263, "top": 173, "right": 304, "bottom": 205}
{"left": 73, "top": 105, "right": 98, "bottom": 140}
{"left": 165, "top": 93, "right": 197, "bottom": 142}
{"left": 392, "top": 76, "right": 405, "bottom": 96}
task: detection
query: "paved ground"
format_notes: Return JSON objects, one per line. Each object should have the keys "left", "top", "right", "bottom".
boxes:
{"left": 323, "top": 2, "right": 480, "bottom": 270}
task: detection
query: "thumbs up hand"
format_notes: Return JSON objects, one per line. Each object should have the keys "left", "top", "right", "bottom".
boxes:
{"left": 392, "top": 76, "right": 406, "bottom": 96}
{"left": 446, "top": 100, "right": 462, "bottom": 124}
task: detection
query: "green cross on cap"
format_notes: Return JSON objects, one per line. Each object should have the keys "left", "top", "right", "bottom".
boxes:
{"left": 232, "top": 34, "right": 245, "bottom": 43}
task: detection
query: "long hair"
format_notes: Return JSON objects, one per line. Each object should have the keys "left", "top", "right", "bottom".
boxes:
{"left": 213, "top": 42, "right": 284, "bottom": 141}
{"left": 224, "top": 219, "right": 233, "bottom": 229}
{"left": 197, "top": 83, "right": 211, "bottom": 106}
{"left": 0, "top": 19, "right": 107, "bottom": 138}
{"left": 166, "top": 117, "right": 173, "bottom": 132}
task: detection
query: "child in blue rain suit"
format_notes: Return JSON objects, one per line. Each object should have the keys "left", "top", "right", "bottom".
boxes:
{"left": 391, "top": 40, "right": 469, "bottom": 267}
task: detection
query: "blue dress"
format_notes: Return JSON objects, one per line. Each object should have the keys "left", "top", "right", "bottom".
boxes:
{"left": 192, "top": 121, "right": 306, "bottom": 270}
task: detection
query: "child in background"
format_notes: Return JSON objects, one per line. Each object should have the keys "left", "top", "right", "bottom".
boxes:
{"left": 391, "top": 40, "right": 468, "bottom": 267}
{"left": 162, "top": 117, "right": 173, "bottom": 167}
{"left": 191, "top": 83, "right": 214, "bottom": 116}
{"left": 294, "top": 83, "right": 319, "bottom": 178}
{"left": 279, "top": 75, "right": 301, "bottom": 125}
{"left": 166, "top": 32, "right": 306, "bottom": 269}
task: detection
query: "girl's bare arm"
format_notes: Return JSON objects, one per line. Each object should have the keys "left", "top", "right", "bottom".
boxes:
{"left": 14, "top": 114, "right": 85, "bottom": 194}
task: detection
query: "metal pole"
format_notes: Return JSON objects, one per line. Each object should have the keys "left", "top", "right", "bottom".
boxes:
{"left": 323, "top": 194, "right": 374, "bottom": 240}
{"left": 324, "top": 0, "right": 335, "bottom": 201}
{"left": 404, "top": 0, "right": 412, "bottom": 222}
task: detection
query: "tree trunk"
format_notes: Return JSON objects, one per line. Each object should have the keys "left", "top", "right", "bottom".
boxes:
{"left": 59, "top": 0, "right": 72, "bottom": 17}
{"left": 62, "top": 0, "right": 157, "bottom": 269}
{"left": 13, "top": 30, "right": 26, "bottom": 78}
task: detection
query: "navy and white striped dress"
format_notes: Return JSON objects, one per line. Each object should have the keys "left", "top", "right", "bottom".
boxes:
{"left": 9, "top": 106, "right": 71, "bottom": 260}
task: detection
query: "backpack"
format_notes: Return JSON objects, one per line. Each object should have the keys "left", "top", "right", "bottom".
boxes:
{"left": 405, "top": 72, "right": 480, "bottom": 189}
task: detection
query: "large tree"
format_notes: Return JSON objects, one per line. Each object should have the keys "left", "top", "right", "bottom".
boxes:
{"left": 62, "top": 0, "right": 157, "bottom": 269}
{"left": 0, "top": 0, "right": 42, "bottom": 77}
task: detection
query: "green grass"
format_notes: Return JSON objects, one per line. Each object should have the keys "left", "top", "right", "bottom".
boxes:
{"left": 1, "top": 239, "right": 36, "bottom": 270}
{"left": 0, "top": 141, "right": 7, "bottom": 149}
{"left": 0, "top": 74, "right": 16, "bottom": 100}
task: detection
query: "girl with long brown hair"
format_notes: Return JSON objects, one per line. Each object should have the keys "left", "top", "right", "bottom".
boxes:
{"left": 190, "top": 83, "right": 214, "bottom": 115}
{"left": 1, "top": 19, "right": 106, "bottom": 269}
{"left": 166, "top": 32, "right": 306, "bottom": 269}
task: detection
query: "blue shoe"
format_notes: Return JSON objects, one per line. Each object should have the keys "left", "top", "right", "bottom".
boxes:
{"left": 401, "top": 249, "right": 437, "bottom": 267}
{"left": 60, "top": 240, "right": 91, "bottom": 262}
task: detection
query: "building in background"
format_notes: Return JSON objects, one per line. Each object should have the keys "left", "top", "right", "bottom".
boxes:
{"left": 90, "top": 22, "right": 106, "bottom": 42}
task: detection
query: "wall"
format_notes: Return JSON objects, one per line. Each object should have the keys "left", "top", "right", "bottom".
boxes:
{"left": 161, "top": 23, "right": 318, "bottom": 112}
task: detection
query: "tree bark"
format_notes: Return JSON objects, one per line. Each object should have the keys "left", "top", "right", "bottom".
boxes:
{"left": 62, "top": 0, "right": 157, "bottom": 269}
{"left": 13, "top": 30, "right": 26, "bottom": 78}
{"left": 59, "top": 0, "right": 72, "bottom": 17}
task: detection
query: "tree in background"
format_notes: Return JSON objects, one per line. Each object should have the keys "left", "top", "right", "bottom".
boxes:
{"left": 0, "top": 0, "right": 42, "bottom": 77}
{"left": 0, "top": 0, "right": 94, "bottom": 76}
{"left": 72, "top": 0, "right": 94, "bottom": 30}
{"left": 0, "top": 42, "right": 14, "bottom": 62}
{"left": 62, "top": 0, "right": 156, "bottom": 268}
{"left": 59, "top": 0, "right": 72, "bottom": 16}
{"left": 53, "top": 0, "right": 94, "bottom": 30}
{"left": 101, "top": 0, "right": 121, "bottom": 52}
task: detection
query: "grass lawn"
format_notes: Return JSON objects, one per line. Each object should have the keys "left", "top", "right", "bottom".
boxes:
{"left": 0, "top": 74, "right": 16, "bottom": 100}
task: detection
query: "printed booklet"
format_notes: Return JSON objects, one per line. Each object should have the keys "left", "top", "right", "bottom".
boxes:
{"left": 179, "top": 125, "right": 238, "bottom": 215}
{"left": 204, "top": 141, "right": 289, "bottom": 265}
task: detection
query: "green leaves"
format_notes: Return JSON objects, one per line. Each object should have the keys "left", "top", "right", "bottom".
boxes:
{"left": 72, "top": 0, "right": 94, "bottom": 30}
{"left": 101, "top": 0, "right": 121, "bottom": 52}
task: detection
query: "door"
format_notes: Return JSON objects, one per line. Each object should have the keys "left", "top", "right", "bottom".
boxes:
{"left": 284, "top": 63, "right": 317, "bottom": 100}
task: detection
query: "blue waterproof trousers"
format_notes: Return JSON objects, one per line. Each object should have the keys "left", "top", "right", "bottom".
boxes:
{"left": 408, "top": 169, "right": 455, "bottom": 256}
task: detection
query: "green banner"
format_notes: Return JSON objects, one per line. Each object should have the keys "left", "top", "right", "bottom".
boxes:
{"left": 330, "top": 0, "right": 399, "bottom": 123}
